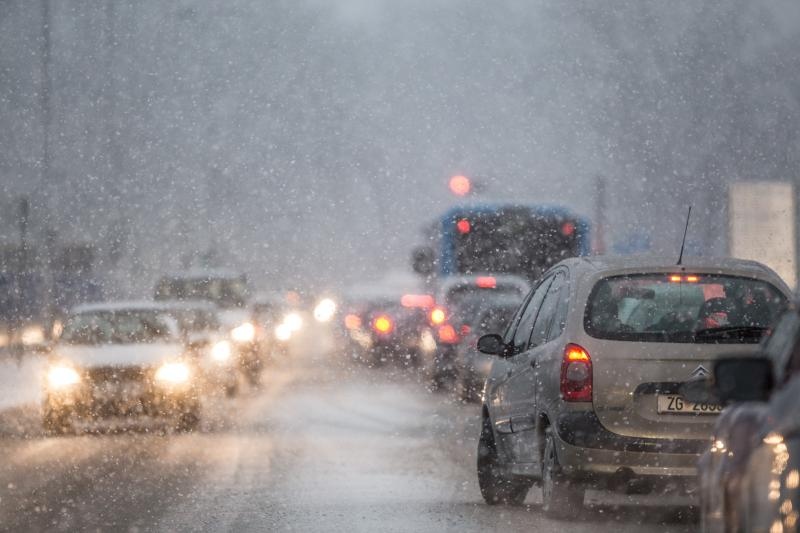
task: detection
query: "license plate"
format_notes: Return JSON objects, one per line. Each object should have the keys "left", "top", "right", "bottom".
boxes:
{"left": 94, "top": 381, "right": 141, "bottom": 400}
{"left": 657, "top": 394, "right": 722, "bottom": 415}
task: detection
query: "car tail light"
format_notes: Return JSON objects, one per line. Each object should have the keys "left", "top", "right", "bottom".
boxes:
{"left": 475, "top": 276, "right": 496, "bottom": 288}
{"left": 401, "top": 294, "right": 435, "bottom": 308}
{"left": 438, "top": 324, "right": 459, "bottom": 344}
{"left": 430, "top": 307, "right": 446, "bottom": 326}
{"left": 344, "top": 314, "right": 362, "bottom": 330}
{"left": 372, "top": 315, "right": 394, "bottom": 334}
{"left": 560, "top": 343, "right": 592, "bottom": 402}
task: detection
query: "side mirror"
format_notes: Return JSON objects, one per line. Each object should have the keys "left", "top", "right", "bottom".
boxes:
{"left": 411, "top": 246, "right": 435, "bottom": 275}
{"left": 714, "top": 356, "right": 773, "bottom": 404}
{"left": 477, "top": 334, "right": 507, "bottom": 356}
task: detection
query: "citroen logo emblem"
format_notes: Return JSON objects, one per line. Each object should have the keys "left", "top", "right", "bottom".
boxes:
{"left": 690, "top": 365, "right": 710, "bottom": 378}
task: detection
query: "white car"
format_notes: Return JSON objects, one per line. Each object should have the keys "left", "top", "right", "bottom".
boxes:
{"left": 43, "top": 301, "right": 201, "bottom": 434}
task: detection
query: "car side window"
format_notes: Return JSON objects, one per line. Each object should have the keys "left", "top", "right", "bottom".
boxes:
{"left": 510, "top": 276, "right": 553, "bottom": 354}
{"left": 547, "top": 272, "right": 570, "bottom": 342}
{"left": 502, "top": 291, "right": 531, "bottom": 345}
{"left": 530, "top": 271, "right": 566, "bottom": 347}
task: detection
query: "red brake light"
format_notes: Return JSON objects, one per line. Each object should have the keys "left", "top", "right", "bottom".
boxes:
{"left": 438, "top": 324, "right": 459, "bottom": 344}
{"left": 401, "top": 294, "right": 435, "bottom": 308}
{"left": 372, "top": 315, "right": 394, "bottom": 334}
{"left": 685, "top": 275, "right": 699, "bottom": 283}
{"left": 669, "top": 275, "right": 682, "bottom": 282}
{"left": 561, "top": 221, "right": 576, "bottom": 236}
{"left": 561, "top": 343, "right": 592, "bottom": 402}
{"left": 430, "top": 307, "right": 446, "bottom": 325}
{"left": 456, "top": 219, "right": 471, "bottom": 234}
{"left": 344, "top": 314, "right": 362, "bottom": 330}
{"left": 476, "top": 276, "right": 496, "bottom": 289}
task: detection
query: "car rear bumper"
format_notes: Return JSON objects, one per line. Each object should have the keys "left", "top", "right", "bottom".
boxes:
{"left": 555, "top": 411, "right": 706, "bottom": 479}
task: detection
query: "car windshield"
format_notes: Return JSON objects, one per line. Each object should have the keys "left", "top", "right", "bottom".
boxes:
{"left": 475, "top": 305, "right": 519, "bottom": 335}
{"left": 585, "top": 274, "right": 787, "bottom": 343}
{"left": 60, "top": 310, "right": 174, "bottom": 345}
{"left": 452, "top": 294, "right": 523, "bottom": 327}
{"left": 445, "top": 284, "right": 525, "bottom": 310}
{"left": 155, "top": 277, "right": 248, "bottom": 308}
{"left": 167, "top": 308, "right": 220, "bottom": 334}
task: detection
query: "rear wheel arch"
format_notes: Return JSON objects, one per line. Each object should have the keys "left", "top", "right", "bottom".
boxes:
{"left": 537, "top": 413, "right": 551, "bottom": 464}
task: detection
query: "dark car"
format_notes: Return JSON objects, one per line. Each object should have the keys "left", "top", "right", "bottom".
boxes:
{"left": 453, "top": 295, "right": 522, "bottom": 402}
{"left": 428, "top": 274, "right": 530, "bottom": 390}
{"left": 342, "top": 297, "right": 431, "bottom": 368}
{"left": 696, "top": 297, "right": 800, "bottom": 533}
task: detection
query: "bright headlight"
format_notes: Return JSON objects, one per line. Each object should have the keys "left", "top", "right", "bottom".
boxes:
{"left": 21, "top": 325, "right": 45, "bottom": 346}
{"left": 47, "top": 365, "right": 81, "bottom": 388}
{"left": 284, "top": 313, "right": 303, "bottom": 332}
{"left": 275, "top": 323, "right": 292, "bottom": 341}
{"left": 313, "top": 298, "right": 337, "bottom": 323}
{"left": 155, "top": 362, "right": 190, "bottom": 384}
{"left": 211, "top": 340, "right": 232, "bottom": 362}
{"left": 231, "top": 322, "right": 256, "bottom": 343}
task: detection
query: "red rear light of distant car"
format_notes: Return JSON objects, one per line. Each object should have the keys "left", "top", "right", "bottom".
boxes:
{"left": 344, "top": 314, "right": 362, "bottom": 330}
{"left": 372, "top": 315, "right": 394, "bottom": 334}
{"left": 475, "top": 276, "right": 497, "bottom": 289}
{"left": 560, "top": 343, "right": 592, "bottom": 402}
{"left": 438, "top": 324, "right": 459, "bottom": 344}
{"left": 401, "top": 294, "right": 435, "bottom": 308}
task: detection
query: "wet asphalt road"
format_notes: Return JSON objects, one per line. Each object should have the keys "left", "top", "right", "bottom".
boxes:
{"left": 0, "top": 336, "right": 695, "bottom": 532}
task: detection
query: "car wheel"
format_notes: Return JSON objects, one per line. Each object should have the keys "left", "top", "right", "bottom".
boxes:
{"left": 477, "top": 415, "right": 530, "bottom": 505}
{"left": 43, "top": 408, "right": 72, "bottom": 436}
{"left": 541, "top": 429, "right": 584, "bottom": 518}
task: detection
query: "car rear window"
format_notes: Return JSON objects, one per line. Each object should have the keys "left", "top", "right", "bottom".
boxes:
{"left": 584, "top": 274, "right": 786, "bottom": 343}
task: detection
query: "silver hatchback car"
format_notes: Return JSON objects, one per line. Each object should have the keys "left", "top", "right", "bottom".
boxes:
{"left": 476, "top": 256, "right": 790, "bottom": 517}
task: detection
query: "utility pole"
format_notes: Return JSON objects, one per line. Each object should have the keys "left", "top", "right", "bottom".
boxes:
{"left": 593, "top": 176, "right": 607, "bottom": 255}
{"left": 40, "top": 0, "right": 53, "bottom": 198}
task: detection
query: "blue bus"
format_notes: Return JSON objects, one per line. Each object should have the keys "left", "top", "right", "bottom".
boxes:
{"left": 412, "top": 203, "right": 591, "bottom": 281}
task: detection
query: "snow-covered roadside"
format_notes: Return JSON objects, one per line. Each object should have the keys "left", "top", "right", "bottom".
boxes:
{"left": 0, "top": 355, "right": 44, "bottom": 411}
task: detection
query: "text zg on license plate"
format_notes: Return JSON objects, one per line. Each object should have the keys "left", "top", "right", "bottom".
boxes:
{"left": 657, "top": 394, "right": 722, "bottom": 415}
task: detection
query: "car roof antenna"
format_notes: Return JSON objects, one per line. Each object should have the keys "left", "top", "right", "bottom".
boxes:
{"left": 677, "top": 206, "right": 692, "bottom": 266}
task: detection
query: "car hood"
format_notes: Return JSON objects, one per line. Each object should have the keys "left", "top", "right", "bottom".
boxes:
{"left": 53, "top": 342, "right": 185, "bottom": 368}
{"left": 217, "top": 309, "right": 251, "bottom": 329}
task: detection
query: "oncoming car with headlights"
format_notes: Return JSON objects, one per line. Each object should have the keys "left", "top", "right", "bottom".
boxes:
{"left": 159, "top": 300, "right": 241, "bottom": 397}
{"left": 43, "top": 302, "right": 201, "bottom": 434}
{"left": 154, "top": 270, "right": 266, "bottom": 384}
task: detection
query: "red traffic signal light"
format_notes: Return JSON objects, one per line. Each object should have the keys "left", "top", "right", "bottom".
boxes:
{"left": 449, "top": 175, "right": 471, "bottom": 196}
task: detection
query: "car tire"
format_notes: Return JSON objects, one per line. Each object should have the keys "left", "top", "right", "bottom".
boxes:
{"left": 43, "top": 408, "right": 72, "bottom": 436}
{"left": 477, "top": 415, "right": 530, "bottom": 505}
{"left": 541, "top": 429, "right": 584, "bottom": 519}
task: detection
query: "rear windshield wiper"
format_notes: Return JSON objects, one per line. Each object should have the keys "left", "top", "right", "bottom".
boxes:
{"left": 693, "top": 325, "right": 768, "bottom": 339}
